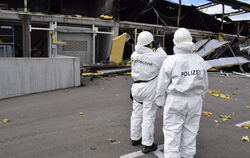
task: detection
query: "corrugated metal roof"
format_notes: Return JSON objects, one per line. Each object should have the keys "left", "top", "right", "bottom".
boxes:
{"left": 167, "top": 0, "right": 250, "bottom": 21}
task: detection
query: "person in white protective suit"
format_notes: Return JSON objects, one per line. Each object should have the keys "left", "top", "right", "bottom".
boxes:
{"left": 130, "top": 31, "right": 167, "bottom": 154}
{"left": 155, "top": 28, "right": 208, "bottom": 158}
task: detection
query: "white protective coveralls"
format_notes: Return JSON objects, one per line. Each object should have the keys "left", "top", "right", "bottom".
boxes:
{"left": 155, "top": 29, "right": 208, "bottom": 158}
{"left": 131, "top": 45, "right": 167, "bottom": 146}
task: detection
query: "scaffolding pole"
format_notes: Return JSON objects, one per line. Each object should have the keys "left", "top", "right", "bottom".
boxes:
{"left": 24, "top": 0, "right": 28, "bottom": 12}
{"left": 220, "top": 3, "right": 225, "bottom": 32}
{"left": 177, "top": 0, "right": 182, "bottom": 27}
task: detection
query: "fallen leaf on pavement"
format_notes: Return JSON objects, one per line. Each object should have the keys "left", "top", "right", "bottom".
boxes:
{"left": 241, "top": 124, "right": 250, "bottom": 129}
{"left": 79, "top": 112, "right": 85, "bottom": 115}
{"left": 2, "top": 119, "right": 10, "bottom": 123}
{"left": 106, "top": 138, "right": 120, "bottom": 144}
{"left": 242, "top": 136, "right": 249, "bottom": 142}
{"left": 209, "top": 93, "right": 231, "bottom": 99}
{"left": 220, "top": 115, "right": 232, "bottom": 121}
{"left": 202, "top": 112, "right": 212, "bottom": 116}
{"left": 107, "top": 138, "right": 117, "bottom": 143}
{"left": 207, "top": 89, "right": 227, "bottom": 94}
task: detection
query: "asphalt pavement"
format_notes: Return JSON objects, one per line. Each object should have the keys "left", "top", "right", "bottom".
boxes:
{"left": 0, "top": 73, "right": 249, "bottom": 158}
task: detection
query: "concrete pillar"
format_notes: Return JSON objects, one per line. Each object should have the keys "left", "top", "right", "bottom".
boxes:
{"left": 22, "top": 15, "right": 31, "bottom": 57}
{"left": 113, "top": 22, "right": 119, "bottom": 37}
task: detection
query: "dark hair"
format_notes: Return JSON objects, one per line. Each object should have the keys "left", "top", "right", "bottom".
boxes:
{"left": 144, "top": 42, "right": 153, "bottom": 48}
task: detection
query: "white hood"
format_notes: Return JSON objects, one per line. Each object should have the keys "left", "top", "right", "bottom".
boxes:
{"left": 174, "top": 42, "right": 195, "bottom": 54}
{"left": 135, "top": 45, "right": 152, "bottom": 54}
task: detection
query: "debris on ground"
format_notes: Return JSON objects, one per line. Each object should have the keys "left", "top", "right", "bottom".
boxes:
{"left": 202, "top": 112, "right": 213, "bottom": 116}
{"left": 220, "top": 71, "right": 231, "bottom": 77}
{"left": 196, "top": 39, "right": 229, "bottom": 57}
{"left": 207, "top": 89, "right": 227, "bottom": 93}
{"left": 209, "top": 93, "right": 231, "bottom": 99}
{"left": 2, "top": 118, "right": 10, "bottom": 123}
{"left": 242, "top": 136, "right": 249, "bottom": 142}
{"left": 214, "top": 120, "right": 220, "bottom": 126}
{"left": 232, "top": 89, "right": 238, "bottom": 95}
{"left": 207, "top": 89, "right": 231, "bottom": 99}
{"left": 233, "top": 72, "right": 250, "bottom": 78}
{"left": 109, "top": 33, "right": 127, "bottom": 64}
{"left": 206, "top": 57, "right": 250, "bottom": 71}
{"left": 82, "top": 68, "right": 131, "bottom": 77}
{"left": 79, "top": 112, "right": 85, "bottom": 115}
{"left": 214, "top": 120, "right": 219, "bottom": 123}
{"left": 198, "top": 36, "right": 250, "bottom": 72}
{"left": 106, "top": 138, "right": 120, "bottom": 144}
{"left": 121, "top": 72, "right": 131, "bottom": 76}
{"left": 241, "top": 124, "right": 250, "bottom": 129}
{"left": 81, "top": 64, "right": 131, "bottom": 77}
{"left": 90, "top": 147, "right": 97, "bottom": 150}
{"left": 219, "top": 114, "right": 232, "bottom": 121}
{"left": 107, "top": 138, "right": 116, "bottom": 143}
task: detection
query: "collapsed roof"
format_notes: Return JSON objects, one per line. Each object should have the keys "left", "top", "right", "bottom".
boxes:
{"left": 1, "top": 0, "right": 249, "bottom": 36}
{"left": 119, "top": 0, "right": 249, "bottom": 36}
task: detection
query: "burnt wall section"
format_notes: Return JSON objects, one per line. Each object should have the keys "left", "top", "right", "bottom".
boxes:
{"left": 1, "top": 0, "right": 115, "bottom": 17}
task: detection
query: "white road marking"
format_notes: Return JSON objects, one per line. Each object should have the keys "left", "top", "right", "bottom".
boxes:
{"left": 120, "top": 150, "right": 145, "bottom": 158}
{"left": 154, "top": 150, "right": 164, "bottom": 158}
{"left": 120, "top": 144, "right": 164, "bottom": 158}
{"left": 235, "top": 120, "right": 250, "bottom": 127}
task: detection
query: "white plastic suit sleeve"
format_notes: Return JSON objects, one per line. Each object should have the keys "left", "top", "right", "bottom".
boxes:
{"left": 202, "top": 68, "right": 209, "bottom": 99}
{"left": 153, "top": 47, "right": 168, "bottom": 68}
{"left": 155, "top": 59, "right": 172, "bottom": 106}
{"left": 156, "top": 47, "right": 166, "bottom": 55}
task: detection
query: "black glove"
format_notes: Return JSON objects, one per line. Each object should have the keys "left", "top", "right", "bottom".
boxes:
{"left": 152, "top": 40, "right": 161, "bottom": 49}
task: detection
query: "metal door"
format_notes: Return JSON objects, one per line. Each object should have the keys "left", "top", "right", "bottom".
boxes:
{"left": 57, "top": 31, "right": 93, "bottom": 65}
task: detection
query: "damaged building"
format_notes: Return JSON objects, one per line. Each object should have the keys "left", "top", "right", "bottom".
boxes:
{"left": 0, "top": 0, "right": 249, "bottom": 99}
{"left": 0, "top": 0, "right": 249, "bottom": 61}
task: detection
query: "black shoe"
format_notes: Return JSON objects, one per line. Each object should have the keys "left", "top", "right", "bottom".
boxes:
{"left": 142, "top": 143, "right": 157, "bottom": 154}
{"left": 131, "top": 138, "right": 142, "bottom": 146}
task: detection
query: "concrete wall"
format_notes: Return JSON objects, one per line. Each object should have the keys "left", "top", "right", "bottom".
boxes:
{"left": 0, "top": 57, "right": 80, "bottom": 99}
